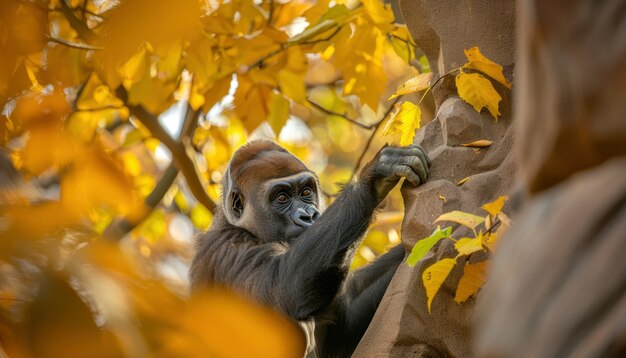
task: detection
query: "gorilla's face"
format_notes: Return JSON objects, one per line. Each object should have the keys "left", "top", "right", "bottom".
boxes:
{"left": 222, "top": 140, "right": 322, "bottom": 243}
{"left": 231, "top": 172, "right": 321, "bottom": 243}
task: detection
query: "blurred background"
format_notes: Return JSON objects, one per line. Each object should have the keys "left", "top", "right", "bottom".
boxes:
{"left": 0, "top": 0, "right": 434, "bottom": 356}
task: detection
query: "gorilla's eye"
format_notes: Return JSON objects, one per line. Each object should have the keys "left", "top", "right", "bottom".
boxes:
{"left": 301, "top": 188, "right": 312, "bottom": 196}
{"left": 276, "top": 193, "right": 289, "bottom": 203}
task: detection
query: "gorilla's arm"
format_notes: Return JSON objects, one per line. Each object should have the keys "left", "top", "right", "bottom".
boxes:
{"left": 316, "top": 245, "right": 405, "bottom": 358}
{"left": 191, "top": 177, "right": 380, "bottom": 320}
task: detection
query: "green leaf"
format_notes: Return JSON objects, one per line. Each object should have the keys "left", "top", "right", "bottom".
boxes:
{"left": 407, "top": 226, "right": 452, "bottom": 267}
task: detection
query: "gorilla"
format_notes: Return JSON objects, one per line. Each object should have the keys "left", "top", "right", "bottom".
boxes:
{"left": 190, "top": 140, "right": 430, "bottom": 357}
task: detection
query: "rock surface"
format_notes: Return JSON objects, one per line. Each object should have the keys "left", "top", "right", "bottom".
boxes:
{"left": 476, "top": 0, "right": 626, "bottom": 356}
{"left": 353, "top": 1, "right": 517, "bottom": 356}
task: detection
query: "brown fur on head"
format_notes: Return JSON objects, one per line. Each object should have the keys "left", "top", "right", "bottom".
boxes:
{"left": 222, "top": 140, "right": 317, "bottom": 227}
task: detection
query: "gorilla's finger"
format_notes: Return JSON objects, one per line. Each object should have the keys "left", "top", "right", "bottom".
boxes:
{"left": 411, "top": 144, "right": 432, "bottom": 168}
{"left": 413, "top": 150, "right": 429, "bottom": 179}
{"left": 413, "top": 158, "right": 428, "bottom": 184}
{"left": 402, "top": 155, "right": 427, "bottom": 184}
{"left": 393, "top": 165, "right": 421, "bottom": 187}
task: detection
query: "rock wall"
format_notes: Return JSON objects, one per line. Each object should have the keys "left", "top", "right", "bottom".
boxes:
{"left": 476, "top": 1, "right": 626, "bottom": 356}
{"left": 353, "top": 1, "right": 517, "bottom": 356}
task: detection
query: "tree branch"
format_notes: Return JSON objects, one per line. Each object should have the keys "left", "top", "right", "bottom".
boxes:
{"left": 102, "top": 100, "right": 205, "bottom": 241}
{"left": 59, "top": 0, "right": 99, "bottom": 43}
{"left": 306, "top": 99, "right": 374, "bottom": 130}
{"left": 47, "top": 36, "right": 102, "bottom": 50}
{"left": 136, "top": 107, "right": 214, "bottom": 212}
{"left": 116, "top": 87, "right": 215, "bottom": 214}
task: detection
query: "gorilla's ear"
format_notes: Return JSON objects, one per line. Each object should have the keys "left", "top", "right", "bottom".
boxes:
{"left": 230, "top": 192, "right": 244, "bottom": 218}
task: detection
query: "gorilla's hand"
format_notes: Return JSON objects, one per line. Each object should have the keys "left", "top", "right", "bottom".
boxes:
{"left": 361, "top": 144, "right": 431, "bottom": 203}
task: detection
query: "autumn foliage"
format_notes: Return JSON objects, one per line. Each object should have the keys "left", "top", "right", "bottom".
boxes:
{"left": 0, "top": 0, "right": 516, "bottom": 354}
{"left": 0, "top": 0, "right": 426, "bottom": 355}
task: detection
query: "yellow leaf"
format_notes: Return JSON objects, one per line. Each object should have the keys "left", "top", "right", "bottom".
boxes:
{"left": 135, "top": 174, "right": 156, "bottom": 198}
{"left": 455, "top": 235, "right": 485, "bottom": 256}
{"left": 21, "top": 123, "right": 76, "bottom": 175}
{"left": 485, "top": 214, "right": 493, "bottom": 231}
{"left": 61, "top": 149, "right": 136, "bottom": 216}
{"left": 289, "top": 19, "right": 338, "bottom": 44}
{"left": 435, "top": 210, "right": 484, "bottom": 230}
{"left": 438, "top": 194, "right": 447, "bottom": 203}
{"left": 497, "top": 212, "right": 512, "bottom": 227}
{"left": 173, "top": 190, "right": 190, "bottom": 213}
{"left": 98, "top": 0, "right": 201, "bottom": 87}
{"left": 202, "top": 77, "right": 232, "bottom": 113}
{"left": 333, "top": 24, "right": 386, "bottom": 109}
{"left": 482, "top": 196, "right": 508, "bottom": 217}
{"left": 191, "top": 204, "right": 213, "bottom": 231}
{"left": 389, "top": 73, "right": 432, "bottom": 99}
{"left": 267, "top": 92, "right": 290, "bottom": 136}
{"left": 388, "top": 26, "right": 416, "bottom": 63}
{"left": 361, "top": 0, "right": 395, "bottom": 27}
{"left": 184, "top": 289, "right": 306, "bottom": 358}
{"left": 383, "top": 101, "right": 421, "bottom": 146}
{"left": 186, "top": 38, "right": 217, "bottom": 85}
{"left": 46, "top": 44, "right": 88, "bottom": 87}
{"left": 463, "top": 47, "right": 512, "bottom": 89}
{"left": 121, "top": 152, "right": 142, "bottom": 177}
{"left": 155, "top": 42, "right": 183, "bottom": 81}
{"left": 77, "top": 73, "right": 124, "bottom": 111}
{"left": 457, "top": 177, "right": 470, "bottom": 186}
{"left": 455, "top": 71, "right": 502, "bottom": 119}
{"left": 133, "top": 209, "right": 166, "bottom": 243}
{"left": 234, "top": 76, "right": 270, "bottom": 133}
{"left": 361, "top": 230, "right": 391, "bottom": 255}
{"left": 119, "top": 43, "right": 152, "bottom": 90}
{"left": 302, "top": 0, "right": 331, "bottom": 24}
{"left": 370, "top": 211, "right": 404, "bottom": 228}
{"left": 188, "top": 84, "right": 205, "bottom": 110}
{"left": 422, "top": 258, "right": 455, "bottom": 313}
{"left": 278, "top": 70, "right": 306, "bottom": 103}
{"left": 484, "top": 222, "right": 508, "bottom": 252}
{"left": 272, "top": 1, "right": 314, "bottom": 29}
{"left": 461, "top": 139, "right": 493, "bottom": 148}
{"left": 454, "top": 261, "right": 488, "bottom": 303}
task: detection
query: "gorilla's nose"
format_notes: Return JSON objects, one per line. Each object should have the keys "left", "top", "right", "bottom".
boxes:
{"left": 292, "top": 207, "right": 320, "bottom": 227}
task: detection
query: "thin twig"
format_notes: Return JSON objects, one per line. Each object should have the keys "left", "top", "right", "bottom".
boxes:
{"left": 251, "top": 26, "right": 342, "bottom": 69}
{"left": 430, "top": 67, "right": 461, "bottom": 91}
{"left": 47, "top": 36, "right": 102, "bottom": 50}
{"left": 76, "top": 105, "right": 124, "bottom": 112}
{"left": 348, "top": 96, "right": 401, "bottom": 183}
{"left": 306, "top": 99, "right": 374, "bottom": 130}
{"left": 484, "top": 218, "right": 502, "bottom": 236}
{"left": 102, "top": 104, "right": 202, "bottom": 241}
